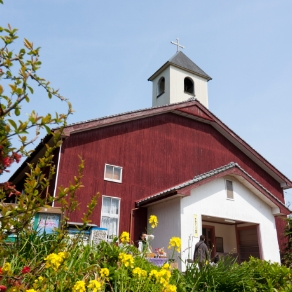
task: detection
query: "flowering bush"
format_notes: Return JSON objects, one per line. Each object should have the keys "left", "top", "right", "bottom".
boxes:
{"left": 119, "top": 252, "right": 135, "bottom": 268}
{"left": 44, "top": 251, "right": 68, "bottom": 271}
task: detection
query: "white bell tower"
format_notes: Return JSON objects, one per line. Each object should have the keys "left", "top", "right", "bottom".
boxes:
{"left": 148, "top": 40, "right": 212, "bottom": 108}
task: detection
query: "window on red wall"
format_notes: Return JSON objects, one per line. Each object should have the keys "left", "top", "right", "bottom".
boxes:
{"left": 101, "top": 196, "right": 120, "bottom": 239}
{"left": 104, "top": 164, "right": 122, "bottom": 183}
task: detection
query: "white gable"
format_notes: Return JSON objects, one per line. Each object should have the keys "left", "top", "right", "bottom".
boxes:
{"left": 181, "top": 176, "right": 280, "bottom": 264}
{"left": 147, "top": 175, "right": 281, "bottom": 271}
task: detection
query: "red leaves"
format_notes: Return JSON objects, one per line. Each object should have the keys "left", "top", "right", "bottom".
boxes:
{"left": 2, "top": 157, "right": 12, "bottom": 167}
{"left": 1, "top": 153, "right": 21, "bottom": 167}
{"left": 0, "top": 182, "right": 21, "bottom": 197}
{"left": 12, "top": 152, "right": 21, "bottom": 163}
{"left": 21, "top": 266, "right": 30, "bottom": 274}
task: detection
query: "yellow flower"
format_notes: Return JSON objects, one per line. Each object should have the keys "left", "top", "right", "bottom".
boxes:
{"left": 168, "top": 237, "right": 181, "bottom": 252}
{"left": 119, "top": 231, "right": 130, "bottom": 244}
{"left": 206, "top": 260, "right": 209, "bottom": 265}
{"left": 100, "top": 268, "right": 109, "bottom": 278}
{"left": 149, "top": 269, "right": 158, "bottom": 279}
{"left": 26, "top": 289, "right": 37, "bottom": 292}
{"left": 87, "top": 279, "right": 102, "bottom": 292}
{"left": 58, "top": 251, "right": 69, "bottom": 260}
{"left": 44, "top": 252, "right": 67, "bottom": 271}
{"left": 3, "top": 262, "right": 11, "bottom": 273}
{"left": 162, "top": 263, "right": 170, "bottom": 270}
{"left": 72, "top": 280, "right": 86, "bottom": 292}
{"left": 149, "top": 215, "right": 158, "bottom": 228}
{"left": 132, "top": 267, "right": 147, "bottom": 278}
{"left": 149, "top": 269, "right": 171, "bottom": 287}
{"left": 163, "top": 284, "right": 177, "bottom": 292}
{"left": 158, "top": 269, "right": 171, "bottom": 283}
{"left": 118, "top": 253, "right": 134, "bottom": 268}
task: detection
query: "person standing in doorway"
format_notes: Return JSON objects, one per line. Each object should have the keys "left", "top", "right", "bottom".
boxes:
{"left": 138, "top": 232, "right": 154, "bottom": 254}
{"left": 193, "top": 235, "right": 209, "bottom": 270}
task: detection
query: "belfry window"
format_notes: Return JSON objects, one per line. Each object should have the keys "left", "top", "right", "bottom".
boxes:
{"left": 184, "top": 77, "right": 194, "bottom": 94}
{"left": 157, "top": 77, "right": 165, "bottom": 97}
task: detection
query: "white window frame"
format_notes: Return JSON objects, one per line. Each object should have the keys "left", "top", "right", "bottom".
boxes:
{"left": 225, "top": 179, "right": 234, "bottom": 200}
{"left": 104, "top": 164, "right": 123, "bottom": 183}
{"left": 100, "top": 196, "right": 121, "bottom": 240}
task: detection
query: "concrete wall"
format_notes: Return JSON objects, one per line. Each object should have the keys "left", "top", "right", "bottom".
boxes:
{"left": 180, "top": 176, "right": 280, "bottom": 268}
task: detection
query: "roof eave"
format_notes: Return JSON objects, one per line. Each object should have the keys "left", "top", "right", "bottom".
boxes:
{"left": 136, "top": 163, "right": 291, "bottom": 214}
{"left": 148, "top": 62, "right": 212, "bottom": 82}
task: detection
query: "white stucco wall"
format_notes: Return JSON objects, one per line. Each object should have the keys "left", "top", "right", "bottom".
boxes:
{"left": 180, "top": 176, "right": 280, "bottom": 266}
{"left": 169, "top": 66, "right": 209, "bottom": 108}
{"left": 147, "top": 198, "right": 181, "bottom": 261}
{"left": 151, "top": 65, "right": 209, "bottom": 108}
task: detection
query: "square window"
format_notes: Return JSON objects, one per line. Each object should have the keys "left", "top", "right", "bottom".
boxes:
{"left": 104, "top": 164, "right": 122, "bottom": 183}
{"left": 226, "top": 180, "right": 234, "bottom": 199}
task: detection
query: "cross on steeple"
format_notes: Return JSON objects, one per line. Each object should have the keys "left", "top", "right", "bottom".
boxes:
{"left": 171, "top": 38, "right": 185, "bottom": 52}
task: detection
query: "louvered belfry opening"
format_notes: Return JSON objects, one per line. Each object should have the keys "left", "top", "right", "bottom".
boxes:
{"left": 238, "top": 227, "right": 260, "bottom": 263}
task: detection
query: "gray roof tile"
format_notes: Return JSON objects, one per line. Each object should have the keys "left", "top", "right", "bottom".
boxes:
{"left": 168, "top": 51, "right": 212, "bottom": 81}
{"left": 148, "top": 51, "right": 212, "bottom": 81}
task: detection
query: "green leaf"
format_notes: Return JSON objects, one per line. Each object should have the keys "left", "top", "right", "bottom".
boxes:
{"left": 28, "top": 86, "right": 34, "bottom": 94}
{"left": 24, "top": 38, "right": 33, "bottom": 50}
{"left": 8, "top": 119, "right": 17, "bottom": 130}
{"left": 9, "top": 84, "right": 16, "bottom": 92}
{"left": 44, "top": 125, "right": 51, "bottom": 135}
{"left": 0, "top": 84, "right": 3, "bottom": 95}
{"left": 15, "top": 108, "right": 20, "bottom": 116}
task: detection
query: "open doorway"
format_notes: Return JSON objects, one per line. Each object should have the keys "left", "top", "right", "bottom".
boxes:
{"left": 202, "top": 225, "right": 216, "bottom": 258}
{"left": 202, "top": 215, "right": 261, "bottom": 263}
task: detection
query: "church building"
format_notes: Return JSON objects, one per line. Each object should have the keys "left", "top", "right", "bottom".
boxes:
{"left": 10, "top": 45, "right": 292, "bottom": 268}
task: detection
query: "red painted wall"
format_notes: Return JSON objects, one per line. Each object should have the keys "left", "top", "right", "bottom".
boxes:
{"left": 56, "top": 113, "right": 285, "bottom": 245}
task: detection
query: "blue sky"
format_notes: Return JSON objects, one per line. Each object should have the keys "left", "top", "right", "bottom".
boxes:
{"left": 1, "top": 1, "right": 292, "bottom": 204}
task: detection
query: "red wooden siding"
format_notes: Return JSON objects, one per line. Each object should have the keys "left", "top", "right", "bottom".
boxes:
{"left": 56, "top": 113, "right": 286, "bottom": 243}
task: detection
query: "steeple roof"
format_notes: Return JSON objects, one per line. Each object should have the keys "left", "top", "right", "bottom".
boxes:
{"left": 148, "top": 51, "right": 212, "bottom": 81}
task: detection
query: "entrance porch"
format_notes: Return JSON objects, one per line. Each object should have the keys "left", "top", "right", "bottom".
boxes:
{"left": 201, "top": 215, "right": 261, "bottom": 263}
